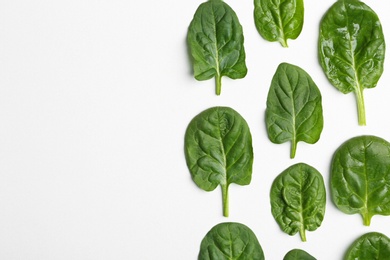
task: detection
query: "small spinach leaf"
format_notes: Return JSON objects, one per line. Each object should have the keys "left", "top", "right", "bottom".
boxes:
{"left": 270, "top": 163, "right": 326, "bottom": 241}
{"left": 254, "top": 0, "right": 304, "bottom": 47}
{"left": 284, "top": 248, "right": 316, "bottom": 260}
{"left": 184, "top": 107, "right": 253, "bottom": 217}
{"left": 345, "top": 232, "right": 390, "bottom": 260}
{"left": 319, "top": 0, "right": 385, "bottom": 125}
{"left": 331, "top": 135, "right": 390, "bottom": 226}
{"left": 199, "top": 222, "right": 265, "bottom": 260}
{"left": 187, "top": 0, "right": 247, "bottom": 95}
{"left": 266, "top": 63, "right": 323, "bottom": 159}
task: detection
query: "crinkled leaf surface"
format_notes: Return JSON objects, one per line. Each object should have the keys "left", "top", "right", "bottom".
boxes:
{"left": 185, "top": 107, "right": 253, "bottom": 217}
{"left": 284, "top": 249, "right": 316, "bottom": 260}
{"left": 345, "top": 232, "right": 390, "bottom": 260}
{"left": 266, "top": 63, "right": 323, "bottom": 159}
{"left": 270, "top": 163, "right": 326, "bottom": 241}
{"left": 319, "top": 0, "right": 385, "bottom": 125}
{"left": 254, "top": 0, "right": 304, "bottom": 47}
{"left": 331, "top": 135, "right": 390, "bottom": 226}
{"left": 187, "top": 0, "right": 247, "bottom": 95}
{"left": 199, "top": 222, "right": 265, "bottom": 260}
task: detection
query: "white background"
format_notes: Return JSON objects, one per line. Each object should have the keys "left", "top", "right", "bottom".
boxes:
{"left": 0, "top": 0, "right": 390, "bottom": 259}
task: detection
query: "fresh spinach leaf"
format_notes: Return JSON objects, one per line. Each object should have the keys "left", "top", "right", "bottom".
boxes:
{"left": 270, "top": 163, "right": 326, "bottom": 241}
{"left": 284, "top": 248, "right": 316, "bottom": 260}
{"left": 331, "top": 135, "right": 390, "bottom": 226}
{"left": 199, "top": 222, "right": 265, "bottom": 260}
{"left": 265, "top": 63, "right": 323, "bottom": 159}
{"left": 254, "top": 0, "right": 304, "bottom": 47}
{"left": 187, "top": 0, "right": 247, "bottom": 95}
{"left": 319, "top": 0, "right": 385, "bottom": 126}
{"left": 344, "top": 232, "right": 390, "bottom": 260}
{"left": 184, "top": 106, "right": 253, "bottom": 217}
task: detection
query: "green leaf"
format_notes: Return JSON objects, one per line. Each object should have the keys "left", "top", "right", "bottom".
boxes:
{"left": 345, "top": 232, "right": 390, "bottom": 260}
{"left": 284, "top": 249, "right": 316, "bottom": 260}
{"left": 184, "top": 107, "right": 253, "bottom": 217}
{"left": 270, "top": 163, "right": 326, "bottom": 242}
{"left": 187, "top": 0, "right": 247, "bottom": 95}
{"left": 265, "top": 63, "right": 323, "bottom": 159}
{"left": 319, "top": 0, "right": 385, "bottom": 126}
{"left": 199, "top": 222, "right": 265, "bottom": 260}
{"left": 254, "top": 0, "right": 304, "bottom": 47}
{"left": 331, "top": 135, "right": 390, "bottom": 226}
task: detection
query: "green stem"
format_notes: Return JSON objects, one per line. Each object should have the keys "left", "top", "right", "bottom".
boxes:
{"left": 363, "top": 212, "right": 371, "bottom": 226}
{"left": 299, "top": 227, "right": 307, "bottom": 242}
{"left": 355, "top": 87, "right": 366, "bottom": 126}
{"left": 215, "top": 75, "right": 222, "bottom": 95}
{"left": 222, "top": 184, "right": 229, "bottom": 217}
{"left": 290, "top": 140, "right": 297, "bottom": 159}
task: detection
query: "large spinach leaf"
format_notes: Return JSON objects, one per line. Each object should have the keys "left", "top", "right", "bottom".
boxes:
{"left": 284, "top": 249, "right": 316, "bottom": 260}
{"left": 344, "top": 232, "right": 390, "bottom": 260}
{"left": 254, "top": 0, "right": 304, "bottom": 47}
{"left": 319, "top": 0, "right": 385, "bottom": 126}
{"left": 270, "top": 163, "right": 326, "bottom": 241}
{"left": 266, "top": 63, "right": 323, "bottom": 159}
{"left": 187, "top": 0, "right": 247, "bottom": 95}
{"left": 199, "top": 222, "right": 265, "bottom": 260}
{"left": 184, "top": 107, "right": 253, "bottom": 217}
{"left": 331, "top": 135, "right": 390, "bottom": 226}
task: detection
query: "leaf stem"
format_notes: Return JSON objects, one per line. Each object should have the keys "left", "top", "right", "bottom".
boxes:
{"left": 355, "top": 87, "right": 366, "bottom": 126}
{"left": 299, "top": 227, "right": 307, "bottom": 242}
{"left": 215, "top": 75, "right": 222, "bottom": 95}
{"left": 221, "top": 184, "right": 229, "bottom": 217}
{"left": 363, "top": 212, "right": 371, "bottom": 226}
{"left": 290, "top": 140, "right": 297, "bottom": 159}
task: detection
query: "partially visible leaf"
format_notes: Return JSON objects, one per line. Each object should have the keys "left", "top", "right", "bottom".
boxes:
{"left": 187, "top": 0, "right": 247, "bottom": 95}
{"left": 331, "top": 135, "right": 390, "bottom": 226}
{"left": 270, "top": 163, "right": 326, "bottom": 241}
{"left": 345, "top": 232, "right": 390, "bottom": 260}
{"left": 266, "top": 63, "right": 323, "bottom": 158}
{"left": 184, "top": 107, "right": 253, "bottom": 217}
{"left": 199, "top": 222, "right": 265, "bottom": 260}
{"left": 254, "top": 0, "right": 304, "bottom": 47}
{"left": 284, "top": 249, "right": 316, "bottom": 260}
{"left": 319, "top": 0, "right": 385, "bottom": 125}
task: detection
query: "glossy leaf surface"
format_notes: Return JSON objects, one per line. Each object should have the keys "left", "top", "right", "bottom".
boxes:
{"left": 345, "top": 232, "right": 390, "bottom": 260}
{"left": 185, "top": 107, "right": 253, "bottom": 217}
{"left": 266, "top": 63, "right": 323, "bottom": 158}
{"left": 270, "top": 163, "right": 326, "bottom": 241}
{"left": 199, "top": 222, "right": 265, "bottom": 260}
{"left": 331, "top": 135, "right": 390, "bottom": 226}
{"left": 254, "top": 0, "right": 304, "bottom": 47}
{"left": 187, "top": 0, "right": 247, "bottom": 95}
{"left": 319, "top": 0, "right": 385, "bottom": 125}
{"left": 284, "top": 249, "right": 316, "bottom": 260}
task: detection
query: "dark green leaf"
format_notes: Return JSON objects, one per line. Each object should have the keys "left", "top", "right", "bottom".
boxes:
{"left": 284, "top": 249, "right": 316, "bottom": 260}
{"left": 345, "top": 232, "right": 390, "bottom": 260}
{"left": 185, "top": 107, "right": 253, "bottom": 217}
{"left": 319, "top": 0, "right": 385, "bottom": 125}
{"left": 331, "top": 135, "right": 390, "bottom": 226}
{"left": 199, "top": 222, "right": 265, "bottom": 260}
{"left": 265, "top": 63, "right": 323, "bottom": 159}
{"left": 270, "top": 163, "right": 326, "bottom": 241}
{"left": 187, "top": 0, "right": 247, "bottom": 95}
{"left": 254, "top": 0, "right": 304, "bottom": 47}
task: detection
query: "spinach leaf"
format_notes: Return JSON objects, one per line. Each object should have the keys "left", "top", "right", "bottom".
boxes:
{"left": 319, "top": 0, "right": 385, "bottom": 126}
{"left": 284, "top": 249, "right": 316, "bottom": 260}
{"left": 199, "top": 222, "right": 265, "bottom": 260}
{"left": 184, "top": 107, "right": 253, "bottom": 217}
{"left": 270, "top": 163, "right": 326, "bottom": 241}
{"left": 331, "top": 135, "right": 390, "bottom": 226}
{"left": 345, "top": 232, "right": 390, "bottom": 260}
{"left": 254, "top": 0, "right": 304, "bottom": 47}
{"left": 265, "top": 63, "right": 323, "bottom": 159}
{"left": 187, "top": 0, "right": 247, "bottom": 95}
